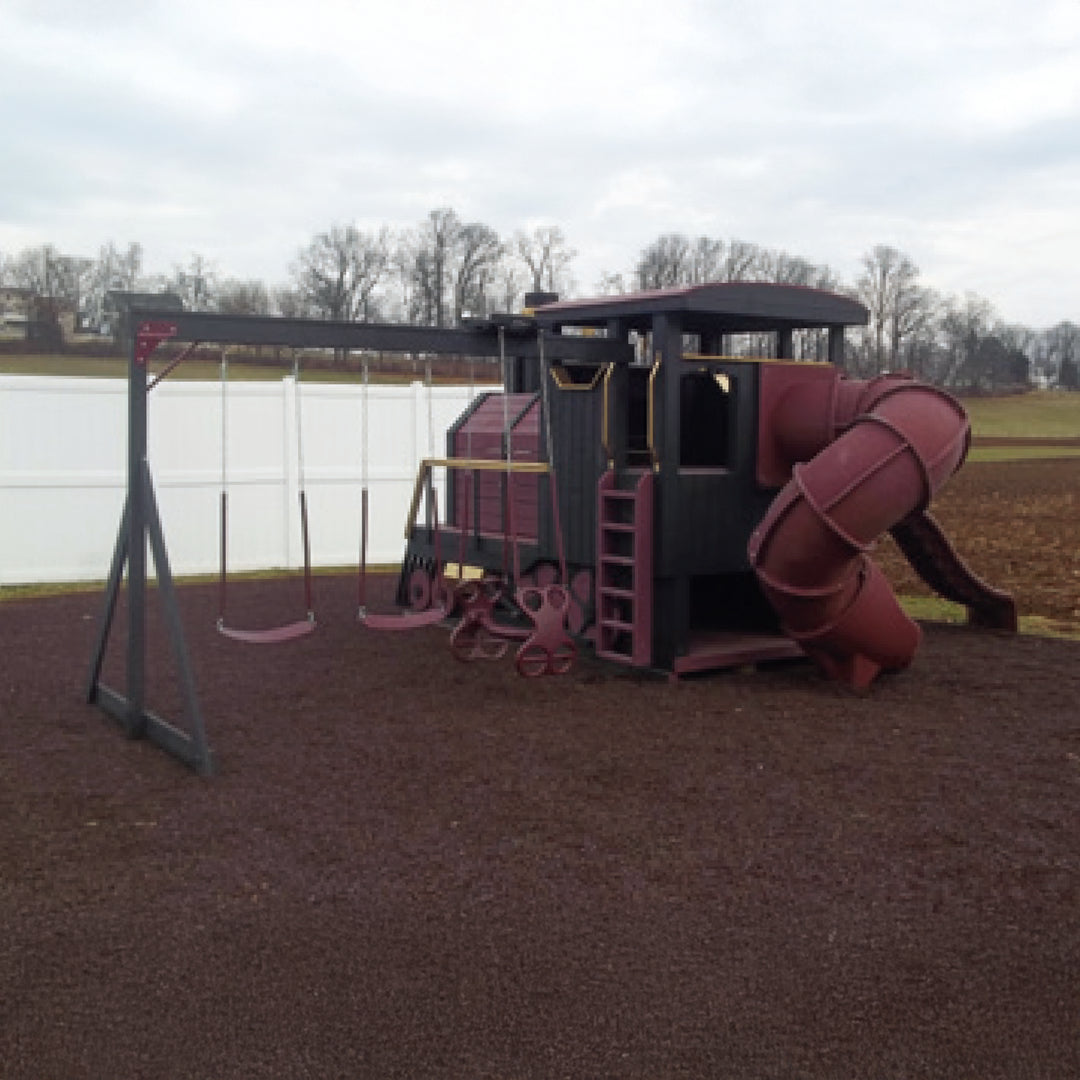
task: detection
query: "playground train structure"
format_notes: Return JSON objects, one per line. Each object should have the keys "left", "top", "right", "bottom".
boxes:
{"left": 393, "top": 282, "right": 1016, "bottom": 688}
{"left": 89, "top": 281, "right": 1017, "bottom": 773}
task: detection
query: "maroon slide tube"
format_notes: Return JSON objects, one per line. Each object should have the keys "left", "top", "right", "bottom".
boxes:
{"left": 749, "top": 373, "right": 970, "bottom": 689}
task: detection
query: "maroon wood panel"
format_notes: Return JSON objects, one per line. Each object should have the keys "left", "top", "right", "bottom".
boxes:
{"left": 453, "top": 395, "right": 541, "bottom": 540}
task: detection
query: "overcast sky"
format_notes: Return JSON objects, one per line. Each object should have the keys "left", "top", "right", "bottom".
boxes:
{"left": 1, "top": 0, "right": 1077, "bottom": 327}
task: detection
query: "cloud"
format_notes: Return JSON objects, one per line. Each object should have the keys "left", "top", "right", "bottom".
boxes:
{"left": 1, "top": 0, "right": 1078, "bottom": 326}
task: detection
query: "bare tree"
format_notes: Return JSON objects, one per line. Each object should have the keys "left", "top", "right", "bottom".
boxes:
{"left": 453, "top": 221, "right": 503, "bottom": 322}
{"left": 494, "top": 260, "right": 527, "bottom": 314}
{"left": 1041, "top": 321, "right": 1080, "bottom": 388}
{"left": 395, "top": 242, "right": 438, "bottom": 326}
{"left": 3, "top": 244, "right": 94, "bottom": 339}
{"left": 762, "top": 250, "right": 823, "bottom": 286}
{"left": 54, "top": 254, "right": 93, "bottom": 328}
{"left": 686, "top": 236, "right": 725, "bottom": 284}
{"left": 855, "top": 245, "right": 935, "bottom": 375}
{"left": 394, "top": 210, "right": 508, "bottom": 324}
{"left": 515, "top": 225, "right": 576, "bottom": 295}
{"left": 938, "top": 292, "right": 996, "bottom": 388}
{"left": 86, "top": 241, "right": 144, "bottom": 332}
{"left": 291, "top": 224, "right": 391, "bottom": 322}
{"left": 164, "top": 253, "right": 218, "bottom": 312}
{"left": 4, "top": 245, "right": 51, "bottom": 294}
{"left": 272, "top": 285, "right": 314, "bottom": 319}
{"left": 634, "top": 234, "right": 776, "bottom": 291}
{"left": 595, "top": 270, "right": 628, "bottom": 295}
{"left": 635, "top": 233, "right": 691, "bottom": 289}
{"left": 721, "top": 239, "right": 764, "bottom": 281}
{"left": 217, "top": 278, "right": 272, "bottom": 316}
{"left": 395, "top": 209, "right": 462, "bottom": 327}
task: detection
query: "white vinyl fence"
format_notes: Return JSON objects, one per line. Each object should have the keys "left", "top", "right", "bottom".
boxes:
{"left": 0, "top": 374, "right": 477, "bottom": 586}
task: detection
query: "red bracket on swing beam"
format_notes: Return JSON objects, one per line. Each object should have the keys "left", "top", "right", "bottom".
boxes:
{"left": 134, "top": 321, "right": 179, "bottom": 365}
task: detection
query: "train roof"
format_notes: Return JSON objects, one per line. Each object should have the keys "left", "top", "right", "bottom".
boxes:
{"left": 534, "top": 281, "right": 868, "bottom": 334}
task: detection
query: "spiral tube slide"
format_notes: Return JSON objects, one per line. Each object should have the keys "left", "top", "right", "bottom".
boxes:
{"left": 748, "top": 373, "right": 970, "bottom": 689}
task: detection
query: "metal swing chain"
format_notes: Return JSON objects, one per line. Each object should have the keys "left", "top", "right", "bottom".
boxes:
{"left": 217, "top": 347, "right": 230, "bottom": 630}
{"left": 498, "top": 326, "right": 519, "bottom": 580}
{"left": 358, "top": 352, "right": 371, "bottom": 618}
{"left": 538, "top": 330, "right": 567, "bottom": 584}
{"left": 425, "top": 353, "right": 436, "bottom": 529}
{"left": 500, "top": 327, "right": 511, "bottom": 472}
{"left": 292, "top": 351, "right": 315, "bottom": 624}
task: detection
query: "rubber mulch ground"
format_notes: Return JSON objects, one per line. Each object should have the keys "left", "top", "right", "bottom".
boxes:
{"left": 3, "top": 558, "right": 1079, "bottom": 1079}
{"left": 4, "top": 453, "right": 1080, "bottom": 1078}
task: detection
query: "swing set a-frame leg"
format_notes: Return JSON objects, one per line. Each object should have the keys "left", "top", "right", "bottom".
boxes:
{"left": 86, "top": 460, "right": 213, "bottom": 774}
{"left": 86, "top": 322, "right": 213, "bottom": 775}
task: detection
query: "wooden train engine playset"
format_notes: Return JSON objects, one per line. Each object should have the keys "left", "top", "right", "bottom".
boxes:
{"left": 395, "top": 282, "right": 1015, "bottom": 687}
{"left": 88, "top": 281, "right": 1015, "bottom": 772}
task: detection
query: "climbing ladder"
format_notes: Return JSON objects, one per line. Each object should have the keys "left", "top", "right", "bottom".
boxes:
{"left": 595, "top": 469, "right": 654, "bottom": 667}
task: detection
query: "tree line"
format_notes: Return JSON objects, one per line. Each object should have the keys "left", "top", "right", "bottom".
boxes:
{"left": 2, "top": 209, "right": 1077, "bottom": 390}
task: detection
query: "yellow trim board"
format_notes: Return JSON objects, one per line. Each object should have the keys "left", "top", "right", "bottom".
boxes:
{"left": 682, "top": 353, "right": 831, "bottom": 366}
{"left": 443, "top": 562, "right": 484, "bottom": 581}
{"left": 405, "top": 456, "right": 551, "bottom": 538}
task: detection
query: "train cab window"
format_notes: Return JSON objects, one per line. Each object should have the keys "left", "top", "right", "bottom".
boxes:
{"left": 680, "top": 371, "right": 733, "bottom": 469}
{"left": 550, "top": 363, "right": 603, "bottom": 389}
{"left": 627, "top": 366, "right": 651, "bottom": 465}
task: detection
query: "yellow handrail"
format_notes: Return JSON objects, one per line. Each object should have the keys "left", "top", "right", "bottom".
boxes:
{"left": 601, "top": 364, "right": 614, "bottom": 467}
{"left": 404, "top": 456, "right": 551, "bottom": 539}
{"left": 647, "top": 353, "right": 661, "bottom": 471}
{"left": 681, "top": 352, "right": 831, "bottom": 366}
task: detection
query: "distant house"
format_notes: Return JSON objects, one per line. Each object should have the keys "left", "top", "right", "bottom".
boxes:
{"left": 105, "top": 290, "right": 184, "bottom": 354}
{"left": 0, "top": 288, "right": 76, "bottom": 345}
{"left": 0, "top": 286, "right": 34, "bottom": 330}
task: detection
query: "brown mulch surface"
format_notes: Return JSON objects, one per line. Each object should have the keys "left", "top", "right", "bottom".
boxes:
{"left": 3, "top": 459, "right": 1080, "bottom": 1079}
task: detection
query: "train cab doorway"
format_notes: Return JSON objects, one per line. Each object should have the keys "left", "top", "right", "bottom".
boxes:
{"left": 680, "top": 370, "right": 733, "bottom": 471}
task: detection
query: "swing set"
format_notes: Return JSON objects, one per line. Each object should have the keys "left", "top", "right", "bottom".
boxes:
{"left": 86, "top": 309, "right": 626, "bottom": 773}
{"left": 217, "top": 345, "right": 453, "bottom": 639}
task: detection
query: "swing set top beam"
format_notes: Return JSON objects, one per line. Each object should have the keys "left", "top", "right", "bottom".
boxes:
{"left": 131, "top": 309, "right": 633, "bottom": 366}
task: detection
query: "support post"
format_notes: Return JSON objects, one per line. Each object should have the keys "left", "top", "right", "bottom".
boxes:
{"left": 85, "top": 322, "right": 213, "bottom": 775}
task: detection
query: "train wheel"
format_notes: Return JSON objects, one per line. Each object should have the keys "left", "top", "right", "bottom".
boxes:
{"left": 407, "top": 566, "right": 432, "bottom": 610}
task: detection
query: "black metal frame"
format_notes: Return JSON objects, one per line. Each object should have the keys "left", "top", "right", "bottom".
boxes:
{"left": 107, "top": 309, "right": 631, "bottom": 362}
{"left": 85, "top": 309, "right": 629, "bottom": 774}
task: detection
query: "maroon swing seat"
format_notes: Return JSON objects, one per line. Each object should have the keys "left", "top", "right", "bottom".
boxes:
{"left": 217, "top": 352, "right": 318, "bottom": 645}
{"left": 216, "top": 488, "right": 317, "bottom": 645}
{"left": 217, "top": 617, "right": 315, "bottom": 644}
{"left": 357, "top": 487, "right": 451, "bottom": 631}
